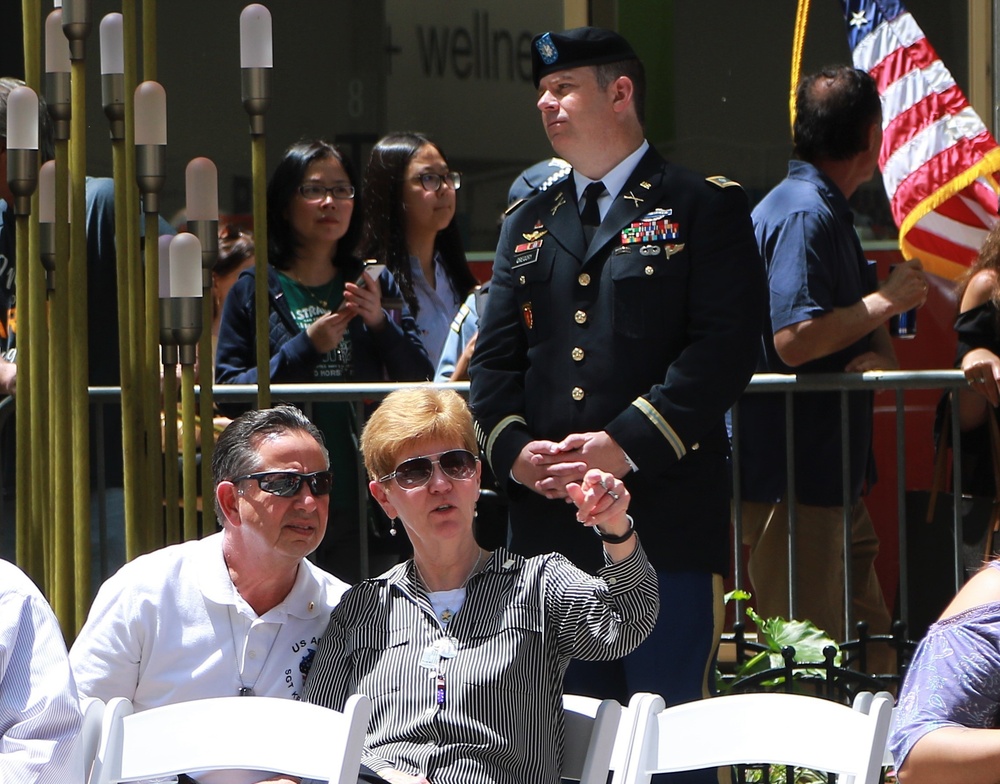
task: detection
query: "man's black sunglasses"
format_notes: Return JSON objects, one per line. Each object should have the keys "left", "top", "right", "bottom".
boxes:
{"left": 233, "top": 470, "right": 334, "bottom": 497}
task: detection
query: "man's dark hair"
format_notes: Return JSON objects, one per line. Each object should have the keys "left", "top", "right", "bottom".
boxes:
{"left": 793, "top": 65, "right": 881, "bottom": 163}
{"left": 211, "top": 405, "right": 328, "bottom": 524}
{"left": 594, "top": 58, "right": 646, "bottom": 127}
{"left": 0, "top": 77, "right": 55, "bottom": 162}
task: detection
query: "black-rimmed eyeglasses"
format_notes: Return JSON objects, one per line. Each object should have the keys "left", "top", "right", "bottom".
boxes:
{"left": 377, "top": 449, "right": 478, "bottom": 489}
{"left": 233, "top": 470, "right": 334, "bottom": 497}
{"left": 412, "top": 171, "right": 462, "bottom": 192}
{"left": 298, "top": 184, "right": 356, "bottom": 202}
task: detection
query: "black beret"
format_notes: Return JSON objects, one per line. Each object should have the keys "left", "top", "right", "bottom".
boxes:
{"left": 531, "top": 27, "right": 638, "bottom": 88}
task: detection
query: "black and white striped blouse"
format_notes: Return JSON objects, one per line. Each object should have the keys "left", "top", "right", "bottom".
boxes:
{"left": 302, "top": 542, "right": 658, "bottom": 784}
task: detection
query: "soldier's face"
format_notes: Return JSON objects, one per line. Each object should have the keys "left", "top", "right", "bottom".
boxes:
{"left": 536, "top": 67, "right": 616, "bottom": 164}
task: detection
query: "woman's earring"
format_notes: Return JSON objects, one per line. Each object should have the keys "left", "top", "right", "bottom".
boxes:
{"left": 390, "top": 518, "right": 398, "bottom": 537}
{"left": 473, "top": 504, "right": 478, "bottom": 520}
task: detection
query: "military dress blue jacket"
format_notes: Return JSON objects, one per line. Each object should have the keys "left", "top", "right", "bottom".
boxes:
{"left": 469, "top": 146, "right": 767, "bottom": 575}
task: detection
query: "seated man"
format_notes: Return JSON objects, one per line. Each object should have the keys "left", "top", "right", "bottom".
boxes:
{"left": 0, "top": 558, "right": 82, "bottom": 783}
{"left": 71, "top": 405, "right": 350, "bottom": 784}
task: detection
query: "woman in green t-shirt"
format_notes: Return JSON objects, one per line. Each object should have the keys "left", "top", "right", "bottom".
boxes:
{"left": 215, "top": 139, "right": 432, "bottom": 582}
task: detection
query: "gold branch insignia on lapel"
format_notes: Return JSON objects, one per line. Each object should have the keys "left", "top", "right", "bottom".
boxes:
{"left": 550, "top": 192, "right": 567, "bottom": 215}
{"left": 624, "top": 191, "right": 644, "bottom": 207}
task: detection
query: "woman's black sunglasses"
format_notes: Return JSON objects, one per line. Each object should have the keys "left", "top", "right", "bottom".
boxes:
{"left": 377, "top": 449, "right": 478, "bottom": 489}
{"left": 233, "top": 470, "right": 334, "bottom": 497}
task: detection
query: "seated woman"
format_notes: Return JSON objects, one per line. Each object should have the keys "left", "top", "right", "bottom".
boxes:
{"left": 891, "top": 560, "right": 1000, "bottom": 784}
{"left": 302, "top": 387, "right": 658, "bottom": 784}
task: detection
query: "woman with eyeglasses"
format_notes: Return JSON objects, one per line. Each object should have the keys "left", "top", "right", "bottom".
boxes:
{"left": 216, "top": 139, "right": 432, "bottom": 582}
{"left": 301, "top": 387, "right": 658, "bottom": 784}
{"left": 360, "top": 133, "right": 479, "bottom": 365}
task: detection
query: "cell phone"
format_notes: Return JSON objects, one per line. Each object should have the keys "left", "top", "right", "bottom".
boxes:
{"left": 355, "top": 263, "right": 386, "bottom": 287}
{"left": 338, "top": 263, "right": 387, "bottom": 312}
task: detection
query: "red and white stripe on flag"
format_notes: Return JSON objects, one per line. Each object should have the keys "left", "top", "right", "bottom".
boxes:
{"left": 847, "top": 0, "right": 1000, "bottom": 279}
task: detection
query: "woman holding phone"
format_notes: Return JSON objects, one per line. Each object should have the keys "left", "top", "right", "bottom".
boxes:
{"left": 216, "top": 139, "right": 432, "bottom": 581}
{"left": 360, "top": 132, "right": 478, "bottom": 365}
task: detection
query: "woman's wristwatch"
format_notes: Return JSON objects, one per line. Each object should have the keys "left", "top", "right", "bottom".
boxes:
{"left": 593, "top": 514, "right": 635, "bottom": 544}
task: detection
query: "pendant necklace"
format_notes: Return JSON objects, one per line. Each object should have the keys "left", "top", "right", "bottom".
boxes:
{"left": 229, "top": 609, "right": 281, "bottom": 697}
{"left": 300, "top": 279, "right": 337, "bottom": 311}
{"left": 286, "top": 269, "right": 338, "bottom": 311}
{"left": 415, "top": 549, "right": 483, "bottom": 710}
{"left": 415, "top": 548, "right": 483, "bottom": 628}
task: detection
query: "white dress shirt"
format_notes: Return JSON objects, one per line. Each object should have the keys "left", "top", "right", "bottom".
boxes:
{"left": 0, "top": 560, "right": 83, "bottom": 784}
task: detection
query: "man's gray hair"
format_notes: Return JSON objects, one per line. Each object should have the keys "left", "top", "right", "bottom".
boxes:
{"left": 211, "top": 405, "right": 329, "bottom": 524}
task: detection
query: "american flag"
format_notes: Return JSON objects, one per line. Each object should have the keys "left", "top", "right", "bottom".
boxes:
{"left": 844, "top": 0, "right": 1000, "bottom": 279}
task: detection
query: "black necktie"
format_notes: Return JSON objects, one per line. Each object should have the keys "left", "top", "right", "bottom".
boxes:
{"left": 581, "top": 181, "right": 605, "bottom": 245}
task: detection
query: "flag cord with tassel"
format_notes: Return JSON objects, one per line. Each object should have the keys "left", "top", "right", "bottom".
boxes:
{"left": 790, "top": 0, "right": 811, "bottom": 133}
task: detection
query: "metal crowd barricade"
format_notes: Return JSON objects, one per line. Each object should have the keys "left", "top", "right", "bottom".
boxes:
{"left": 0, "top": 381, "right": 472, "bottom": 592}
{"left": 731, "top": 369, "right": 968, "bottom": 640}
{"left": 0, "top": 373, "right": 976, "bottom": 634}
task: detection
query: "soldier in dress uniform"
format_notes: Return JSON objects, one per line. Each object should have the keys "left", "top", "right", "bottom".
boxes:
{"left": 468, "top": 27, "right": 766, "bottom": 775}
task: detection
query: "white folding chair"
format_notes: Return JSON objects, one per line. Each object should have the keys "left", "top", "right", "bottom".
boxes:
{"left": 80, "top": 696, "right": 105, "bottom": 782}
{"left": 562, "top": 694, "right": 622, "bottom": 784}
{"left": 562, "top": 692, "right": 662, "bottom": 784}
{"left": 852, "top": 689, "right": 897, "bottom": 770}
{"left": 88, "top": 694, "right": 372, "bottom": 784}
{"left": 619, "top": 691, "right": 893, "bottom": 784}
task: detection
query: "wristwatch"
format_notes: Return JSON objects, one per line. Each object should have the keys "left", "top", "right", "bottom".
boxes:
{"left": 594, "top": 515, "right": 635, "bottom": 544}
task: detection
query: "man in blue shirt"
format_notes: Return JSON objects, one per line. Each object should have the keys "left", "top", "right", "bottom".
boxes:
{"left": 737, "top": 66, "right": 927, "bottom": 651}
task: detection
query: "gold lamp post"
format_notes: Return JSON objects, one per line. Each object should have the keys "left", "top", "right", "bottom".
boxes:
{"left": 240, "top": 4, "right": 272, "bottom": 410}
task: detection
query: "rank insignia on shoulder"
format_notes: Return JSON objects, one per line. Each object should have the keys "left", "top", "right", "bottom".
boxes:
{"left": 504, "top": 198, "right": 527, "bottom": 216}
{"left": 450, "top": 303, "right": 472, "bottom": 333}
{"left": 706, "top": 175, "right": 742, "bottom": 189}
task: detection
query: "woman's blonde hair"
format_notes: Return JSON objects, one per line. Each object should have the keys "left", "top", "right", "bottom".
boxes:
{"left": 361, "top": 387, "right": 478, "bottom": 480}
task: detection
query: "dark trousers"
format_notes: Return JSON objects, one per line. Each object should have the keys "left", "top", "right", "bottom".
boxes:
{"left": 563, "top": 570, "right": 726, "bottom": 784}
